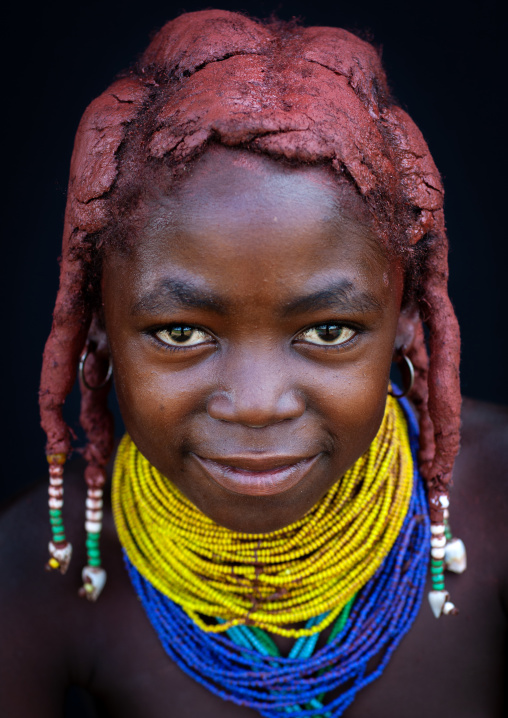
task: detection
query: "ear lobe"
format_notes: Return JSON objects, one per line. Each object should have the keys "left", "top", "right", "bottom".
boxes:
{"left": 394, "top": 306, "right": 420, "bottom": 356}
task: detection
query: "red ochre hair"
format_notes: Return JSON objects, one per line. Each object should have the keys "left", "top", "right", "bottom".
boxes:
{"left": 39, "top": 9, "right": 460, "bottom": 522}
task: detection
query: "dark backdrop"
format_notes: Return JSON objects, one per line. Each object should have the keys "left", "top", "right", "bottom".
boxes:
{"left": 2, "top": 0, "right": 505, "bottom": 502}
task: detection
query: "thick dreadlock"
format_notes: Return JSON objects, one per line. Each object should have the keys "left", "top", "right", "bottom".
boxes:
{"left": 39, "top": 9, "right": 460, "bottom": 546}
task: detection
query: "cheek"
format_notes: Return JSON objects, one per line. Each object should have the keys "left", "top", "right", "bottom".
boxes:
{"left": 320, "top": 375, "right": 388, "bottom": 453}
{"left": 111, "top": 345, "right": 206, "bottom": 459}
{"left": 307, "top": 341, "right": 393, "bottom": 469}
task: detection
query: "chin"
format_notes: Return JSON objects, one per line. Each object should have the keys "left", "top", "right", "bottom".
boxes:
{"left": 189, "top": 482, "right": 327, "bottom": 535}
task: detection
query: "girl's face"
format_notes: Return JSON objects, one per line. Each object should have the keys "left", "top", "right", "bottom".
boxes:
{"left": 102, "top": 147, "right": 405, "bottom": 533}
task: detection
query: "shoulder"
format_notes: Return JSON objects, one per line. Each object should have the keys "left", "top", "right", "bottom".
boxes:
{"left": 0, "top": 462, "right": 87, "bottom": 595}
{"left": 451, "top": 396, "right": 508, "bottom": 610}
{"left": 455, "top": 397, "right": 508, "bottom": 508}
{"left": 0, "top": 459, "right": 120, "bottom": 622}
{"left": 0, "top": 458, "right": 168, "bottom": 713}
{"left": 0, "top": 462, "right": 103, "bottom": 713}
{"left": 460, "top": 396, "right": 508, "bottom": 458}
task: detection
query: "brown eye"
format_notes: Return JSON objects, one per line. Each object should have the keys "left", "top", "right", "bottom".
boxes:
{"left": 298, "top": 324, "right": 355, "bottom": 346}
{"left": 155, "top": 326, "right": 210, "bottom": 347}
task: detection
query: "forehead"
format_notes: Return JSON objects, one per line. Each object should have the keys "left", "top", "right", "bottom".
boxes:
{"left": 163, "top": 148, "right": 367, "bottom": 229}
{"left": 105, "top": 148, "right": 397, "bottom": 305}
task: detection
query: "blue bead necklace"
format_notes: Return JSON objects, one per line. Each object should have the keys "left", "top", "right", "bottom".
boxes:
{"left": 123, "top": 397, "right": 429, "bottom": 716}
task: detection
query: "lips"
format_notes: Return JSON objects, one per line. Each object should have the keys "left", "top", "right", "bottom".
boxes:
{"left": 192, "top": 453, "right": 321, "bottom": 496}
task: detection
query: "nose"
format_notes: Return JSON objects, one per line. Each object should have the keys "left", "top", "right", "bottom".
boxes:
{"left": 206, "top": 351, "right": 305, "bottom": 427}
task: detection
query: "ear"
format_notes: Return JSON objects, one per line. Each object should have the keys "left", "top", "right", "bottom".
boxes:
{"left": 86, "top": 313, "right": 110, "bottom": 357}
{"left": 394, "top": 305, "right": 420, "bottom": 357}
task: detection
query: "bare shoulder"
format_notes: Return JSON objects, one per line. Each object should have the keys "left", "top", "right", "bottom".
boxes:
{"left": 451, "top": 396, "right": 508, "bottom": 608}
{"left": 456, "top": 396, "right": 508, "bottom": 505}
{"left": 0, "top": 464, "right": 100, "bottom": 716}
{"left": 0, "top": 476, "right": 60, "bottom": 608}
{"left": 460, "top": 396, "right": 508, "bottom": 457}
{"left": 1, "top": 464, "right": 85, "bottom": 595}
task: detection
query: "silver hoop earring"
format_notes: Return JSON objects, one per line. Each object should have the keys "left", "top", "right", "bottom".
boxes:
{"left": 389, "top": 353, "right": 415, "bottom": 398}
{"left": 79, "top": 346, "right": 113, "bottom": 391}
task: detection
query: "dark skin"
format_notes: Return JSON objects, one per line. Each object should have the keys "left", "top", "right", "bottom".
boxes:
{"left": 1, "top": 148, "right": 507, "bottom": 717}
{"left": 105, "top": 148, "right": 402, "bottom": 533}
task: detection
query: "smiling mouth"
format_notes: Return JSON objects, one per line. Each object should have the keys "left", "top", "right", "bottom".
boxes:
{"left": 192, "top": 454, "right": 321, "bottom": 496}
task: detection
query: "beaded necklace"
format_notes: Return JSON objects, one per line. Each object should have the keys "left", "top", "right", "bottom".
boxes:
{"left": 111, "top": 396, "right": 430, "bottom": 715}
{"left": 113, "top": 396, "right": 413, "bottom": 638}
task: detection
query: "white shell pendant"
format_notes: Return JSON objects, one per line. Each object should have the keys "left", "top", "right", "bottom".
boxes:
{"left": 445, "top": 538, "right": 467, "bottom": 574}
{"left": 79, "top": 566, "right": 107, "bottom": 601}
{"left": 428, "top": 590, "right": 458, "bottom": 618}
{"left": 47, "top": 541, "right": 73, "bottom": 574}
{"left": 428, "top": 589, "right": 448, "bottom": 617}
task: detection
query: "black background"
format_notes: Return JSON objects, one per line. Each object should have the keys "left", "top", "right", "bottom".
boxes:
{"left": 2, "top": 0, "right": 506, "bottom": 502}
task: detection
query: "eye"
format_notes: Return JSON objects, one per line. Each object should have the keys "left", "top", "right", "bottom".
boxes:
{"left": 297, "top": 323, "right": 356, "bottom": 346}
{"left": 154, "top": 325, "right": 211, "bottom": 347}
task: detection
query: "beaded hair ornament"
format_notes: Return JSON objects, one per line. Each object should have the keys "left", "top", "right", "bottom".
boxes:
{"left": 38, "top": 9, "right": 466, "bottom": 714}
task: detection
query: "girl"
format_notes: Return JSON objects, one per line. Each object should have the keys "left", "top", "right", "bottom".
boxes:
{"left": 1, "top": 9, "right": 507, "bottom": 717}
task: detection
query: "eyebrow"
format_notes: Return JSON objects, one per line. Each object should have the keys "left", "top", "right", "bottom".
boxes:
{"left": 131, "top": 277, "right": 383, "bottom": 318}
{"left": 283, "top": 280, "right": 383, "bottom": 315}
{"left": 131, "top": 278, "right": 227, "bottom": 316}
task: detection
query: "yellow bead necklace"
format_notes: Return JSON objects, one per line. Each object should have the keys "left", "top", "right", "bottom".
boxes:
{"left": 112, "top": 395, "right": 413, "bottom": 638}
